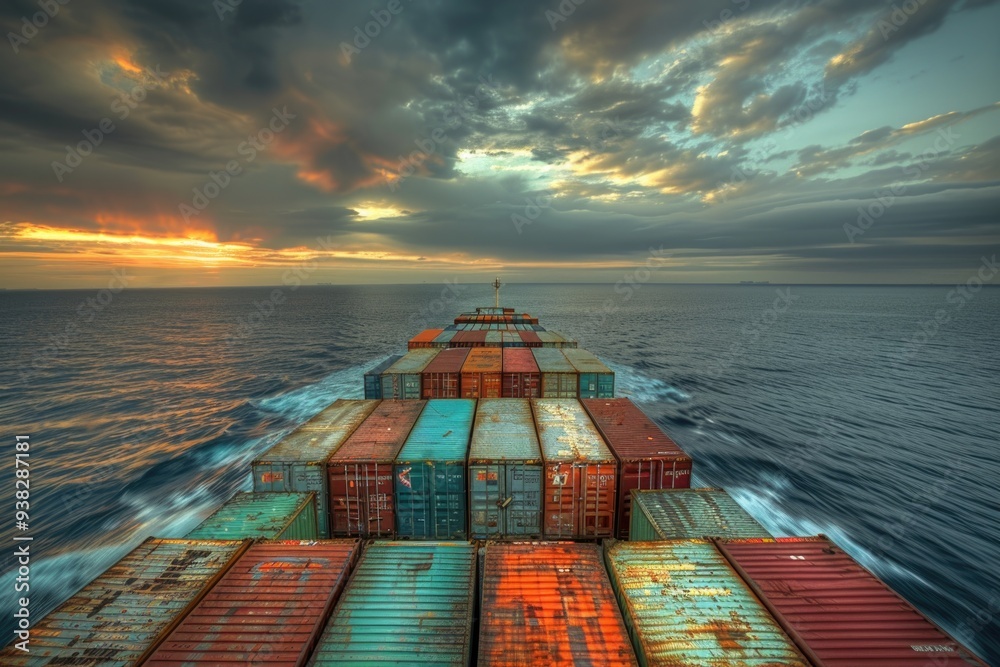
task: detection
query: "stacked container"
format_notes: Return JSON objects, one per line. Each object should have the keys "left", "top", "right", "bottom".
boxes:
{"left": 461, "top": 347, "right": 503, "bottom": 398}
{"left": 532, "top": 348, "right": 579, "bottom": 398}
{"left": 432, "top": 329, "right": 458, "bottom": 347}
{"left": 311, "top": 541, "right": 476, "bottom": 666}
{"left": 143, "top": 540, "right": 360, "bottom": 666}
{"left": 717, "top": 536, "right": 990, "bottom": 666}
{"left": 327, "top": 400, "right": 426, "bottom": 537}
{"left": 363, "top": 355, "right": 400, "bottom": 399}
{"left": 501, "top": 348, "right": 541, "bottom": 398}
{"left": 518, "top": 330, "right": 542, "bottom": 347}
{"left": 537, "top": 330, "right": 577, "bottom": 348}
{"left": 252, "top": 399, "right": 378, "bottom": 537}
{"left": 394, "top": 399, "right": 475, "bottom": 539}
{"left": 380, "top": 348, "right": 439, "bottom": 399}
{"left": 629, "top": 488, "right": 772, "bottom": 541}
{"left": 185, "top": 491, "right": 318, "bottom": 540}
{"left": 407, "top": 328, "right": 444, "bottom": 349}
{"left": 582, "top": 398, "right": 693, "bottom": 538}
{"left": 485, "top": 330, "right": 504, "bottom": 346}
{"left": 604, "top": 540, "right": 810, "bottom": 666}
{"left": 468, "top": 399, "right": 543, "bottom": 538}
{"left": 0, "top": 538, "right": 249, "bottom": 666}
{"left": 421, "top": 347, "right": 470, "bottom": 398}
{"left": 532, "top": 398, "right": 617, "bottom": 538}
{"left": 452, "top": 330, "right": 487, "bottom": 347}
{"left": 478, "top": 542, "right": 638, "bottom": 666}
{"left": 501, "top": 331, "right": 523, "bottom": 347}
{"left": 562, "top": 348, "right": 615, "bottom": 398}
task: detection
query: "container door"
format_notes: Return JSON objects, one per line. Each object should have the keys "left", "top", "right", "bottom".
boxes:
{"left": 506, "top": 463, "right": 542, "bottom": 536}
{"left": 328, "top": 463, "right": 361, "bottom": 536}
{"left": 381, "top": 374, "right": 398, "bottom": 400}
{"left": 597, "top": 373, "right": 614, "bottom": 398}
{"left": 544, "top": 463, "right": 577, "bottom": 538}
{"left": 578, "top": 373, "right": 597, "bottom": 399}
{"left": 470, "top": 464, "right": 504, "bottom": 538}
{"left": 403, "top": 373, "right": 421, "bottom": 399}
{"left": 581, "top": 464, "right": 615, "bottom": 538}
{"left": 368, "top": 463, "right": 396, "bottom": 536}
{"left": 394, "top": 462, "right": 431, "bottom": 538}
{"left": 482, "top": 373, "right": 502, "bottom": 398}
{"left": 434, "top": 462, "right": 467, "bottom": 539}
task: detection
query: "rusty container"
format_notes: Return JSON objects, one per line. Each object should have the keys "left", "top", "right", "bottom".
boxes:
{"left": 532, "top": 398, "right": 617, "bottom": 538}
{"left": 532, "top": 348, "right": 579, "bottom": 398}
{"left": 501, "top": 348, "right": 541, "bottom": 398}
{"left": 501, "top": 331, "right": 523, "bottom": 347}
{"left": 461, "top": 347, "right": 503, "bottom": 398}
{"left": 407, "top": 328, "right": 444, "bottom": 349}
{"left": 364, "top": 355, "right": 400, "bottom": 399}
{"left": 478, "top": 542, "right": 638, "bottom": 666}
{"left": 185, "top": 491, "right": 318, "bottom": 541}
{"left": 452, "top": 330, "right": 487, "bottom": 347}
{"left": 562, "top": 348, "right": 615, "bottom": 398}
{"left": 327, "top": 400, "right": 427, "bottom": 537}
{"left": 432, "top": 329, "right": 458, "bottom": 347}
{"left": 518, "top": 330, "right": 542, "bottom": 347}
{"left": 630, "top": 488, "right": 772, "bottom": 541}
{"left": 380, "top": 348, "right": 440, "bottom": 399}
{"left": 421, "top": 347, "right": 471, "bottom": 398}
{"left": 143, "top": 539, "right": 361, "bottom": 666}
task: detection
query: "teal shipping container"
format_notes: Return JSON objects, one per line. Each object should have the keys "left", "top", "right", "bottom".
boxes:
{"left": 604, "top": 540, "right": 810, "bottom": 667}
{"left": 380, "top": 348, "right": 440, "bottom": 399}
{"left": 432, "top": 329, "right": 458, "bottom": 346}
{"left": 310, "top": 541, "right": 476, "bottom": 666}
{"left": 185, "top": 491, "right": 318, "bottom": 540}
{"left": 394, "top": 399, "right": 475, "bottom": 538}
{"left": 629, "top": 488, "right": 773, "bottom": 541}
{"left": 532, "top": 347, "right": 579, "bottom": 398}
{"left": 562, "top": 347, "right": 615, "bottom": 398}
{"left": 252, "top": 399, "right": 378, "bottom": 537}
{"left": 468, "top": 399, "right": 543, "bottom": 538}
{"left": 364, "top": 355, "right": 400, "bottom": 399}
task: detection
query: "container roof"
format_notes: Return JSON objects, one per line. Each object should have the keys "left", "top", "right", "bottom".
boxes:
{"left": 562, "top": 347, "right": 613, "bottom": 373}
{"left": 257, "top": 400, "right": 378, "bottom": 463}
{"left": 384, "top": 348, "right": 441, "bottom": 374}
{"left": 531, "top": 347, "right": 575, "bottom": 372}
{"left": 470, "top": 399, "right": 541, "bottom": 462}
{"left": 583, "top": 398, "right": 689, "bottom": 461}
{"left": 397, "top": 399, "right": 475, "bottom": 461}
{"left": 331, "top": 400, "right": 426, "bottom": 462}
{"left": 186, "top": 492, "right": 314, "bottom": 540}
{"left": 531, "top": 399, "right": 615, "bottom": 462}
{"left": 632, "top": 488, "right": 772, "bottom": 539}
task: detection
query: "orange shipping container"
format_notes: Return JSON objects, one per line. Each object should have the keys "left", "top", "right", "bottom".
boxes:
{"left": 478, "top": 542, "right": 638, "bottom": 667}
{"left": 407, "top": 328, "right": 444, "bottom": 349}
{"left": 461, "top": 348, "right": 502, "bottom": 398}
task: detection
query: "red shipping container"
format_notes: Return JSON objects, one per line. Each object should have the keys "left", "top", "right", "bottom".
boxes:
{"left": 453, "top": 330, "right": 487, "bottom": 348}
{"left": 144, "top": 539, "right": 361, "bottom": 666}
{"left": 717, "top": 536, "right": 990, "bottom": 667}
{"left": 582, "top": 398, "right": 692, "bottom": 538}
{"left": 327, "top": 401, "right": 426, "bottom": 537}
{"left": 407, "top": 328, "right": 444, "bottom": 349}
{"left": 462, "top": 348, "right": 502, "bottom": 398}
{"left": 501, "top": 348, "right": 540, "bottom": 398}
{"left": 518, "top": 331, "right": 542, "bottom": 347}
{"left": 422, "top": 348, "right": 471, "bottom": 398}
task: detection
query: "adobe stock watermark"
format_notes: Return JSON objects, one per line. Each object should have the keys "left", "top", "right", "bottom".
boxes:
{"left": 338, "top": 0, "right": 414, "bottom": 63}
{"left": 875, "top": 0, "right": 933, "bottom": 40}
{"left": 408, "top": 279, "right": 468, "bottom": 332}
{"left": 845, "top": 127, "right": 959, "bottom": 243}
{"left": 50, "top": 65, "right": 167, "bottom": 182}
{"left": 585, "top": 247, "right": 672, "bottom": 328}
{"left": 709, "top": 287, "right": 799, "bottom": 378}
{"left": 179, "top": 106, "right": 296, "bottom": 222}
{"left": 546, "top": 0, "right": 588, "bottom": 31}
{"left": 7, "top": 0, "right": 70, "bottom": 54}
{"left": 511, "top": 191, "right": 554, "bottom": 235}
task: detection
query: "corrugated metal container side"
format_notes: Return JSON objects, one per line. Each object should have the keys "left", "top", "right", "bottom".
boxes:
{"left": 518, "top": 330, "right": 542, "bottom": 347}
{"left": 252, "top": 399, "right": 378, "bottom": 537}
{"left": 432, "top": 329, "right": 458, "bottom": 346}
{"left": 421, "top": 347, "right": 471, "bottom": 398}
{"left": 582, "top": 398, "right": 693, "bottom": 538}
{"left": 461, "top": 347, "right": 503, "bottom": 398}
{"left": 394, "top": 399, "right": 475, "bottom": 539}
{"left": 364, "top": 355, "right": 400, "bottom": 399}
{"left": 380, "top": 348, "right": 440, "bottom": 399}
{"left": 562, "top": 348, "right": 615, "bottom": 398}
{"left": 532, "top": 398, "right": 617, "bottom": 538}
{"left": 501, "top": 347, "right": 541, "bottom": 398}
{"left": 453, "top": 330, "right": 487, "bottom": 347}
{"left": 629, "top": 488, "right": 773, "bottom": 541}
{"left": 143, "top": 539, "right": 361, "bottom": 667}
{"left": 604, "top": 540, "right": 810, "bottom": 667}
{"left": 478, "top": 542, "right": 638, "bottom": 666}
{"left": 311, "top": 541, "right": 476, "bottom": 666}
{"left": 328, "top": 400, "right": 427, "bottom": 537}
{"left": 0, "top": 538, "right": 249, "bottom": 666}
{"left": 468, "top": 399, "right": 543, "bottom": 538}
{"left": 185, "top": 491, "right": 318, "bottom": 540}
{"left": 717, "top": 536, "right": 990, "bottom": 667}
{"left": 532, "top": 348, "right": 579, "bottom": 398}
{"left": 407, "top": 328, "right": 444, "bottom": 349}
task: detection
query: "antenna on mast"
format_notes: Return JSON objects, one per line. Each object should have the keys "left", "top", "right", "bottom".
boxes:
{"left": 492, "top": 277, "right": 502, "bottom": 308}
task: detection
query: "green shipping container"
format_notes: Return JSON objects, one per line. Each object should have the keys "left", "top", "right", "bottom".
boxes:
{"left": 532, "top": 347, "right": 579, "bottom": 398}
{"left": 629, "top": 488, "right": 773, "bottom": 541}
{"left": 604, "top": 540, "right": 809, "bottom": 667}
{"left": 252, "top": 399, "right": 378, "bottom": 537}
{"left": 381, "top": 349, "right": 440, "bottom": 399}
{"left": 468, "top": 399, "right": 543, "bottom": 538}
{"left": 394, "top": 399, "right": 475, "bottom": 539}
{"left": 562, "top": 347, "right": 615, "bottom": 398}
{"left": 185, "top": 491, "right": 318, "bottom": 540}
{"left": 311, "top": 541, "right": 476, "bottom": 666}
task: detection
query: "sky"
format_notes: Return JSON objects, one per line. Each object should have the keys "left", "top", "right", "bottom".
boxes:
{"left": 1, "top": 0, "right": 998, "bottom": 288}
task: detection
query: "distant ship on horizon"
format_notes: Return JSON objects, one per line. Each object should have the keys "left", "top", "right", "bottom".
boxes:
{"left": 739, "top": 280, "right": 770, "bottom": 285}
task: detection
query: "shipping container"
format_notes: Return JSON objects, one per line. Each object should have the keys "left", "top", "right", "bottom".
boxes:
{"left": 452, "top": 330, "right": 487, "bottom": 347}
{"left": 486, "top": 330, "right": 503, "bottom": 346}
{"left": 421, "top": 347, "right": 471, "bottom": 398}
{"left": 501, "top": 330, "right": 524, "bottom": 347}
{"left": 518, "top": 330, "right": 542, "bottom": 347}
{"left": 143, "top": 539, "right": 360, "bottom": 667}
{"left": 364, "top": 355, "right": 400, "bottom": 399}
{"left": 537, "top": 330, "right": 577, "bottom": 348}
{"left": 478, "top": 542, "right": 638, "bottom": 666}
{"left": 185, "top": 491, "right": 318, "bottom": 540}
{"left": 604, "top": 540, "right": 810, "bottom": 667}
{"left": 582, "top": 398, "right": 693, "bottom": 538}
{"left": 461, "top": 347, "right": 503, "bottom": 398}
{"left": 328, "top": 400, "right": 427, "bottom": 537}
{"left": 717, "top": 536, "right": 990, "bottom": 666}
{"left": 532, "top": 348, "right": 579, "bottom": 398}
{"left": 432, "top": 329, "right": 458, "bottom": 347}
{"left": 311, "top": 541, "right": 476, "bottom": 666}
{"left": 0, "top": 538, "right": 248, "bottom": 666}
{"left": 562, "top": 348, "right": 615, "bottom": 398}
{"left": 501, "top": 347, "right": 541, "bottom": 398}
{"left": 468, "top": 399, "right": 543, "bottom": 538}
{"left": 629, "top": 487, "right": 772, "bottom": 541}
{"left": 394, "top": 399, "right": 475, "bottom": 539}
{"left": 407, "top": 328, "right": 444, "bottom": 349}
{"left": 252, "top": 399, "right": 378, "bottom": 537}
{"left": 532, "top": 398, "right": 617, "bottom": 538}
{"left": 380, "top": 348, "right": 440, "bottom": 399}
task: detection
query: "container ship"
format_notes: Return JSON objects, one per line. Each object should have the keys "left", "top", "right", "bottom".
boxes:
{"left": 3, "top": 283, "right": 990, "bottom": 666}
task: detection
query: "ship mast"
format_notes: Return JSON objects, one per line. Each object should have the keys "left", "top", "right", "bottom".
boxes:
{"left": 492, "top": 277, "right": 501, "bottom": 308}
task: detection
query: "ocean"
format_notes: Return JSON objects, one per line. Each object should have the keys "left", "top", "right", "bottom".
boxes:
{"left": 1, "top": 283, "right": 998, "bottom": 662}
